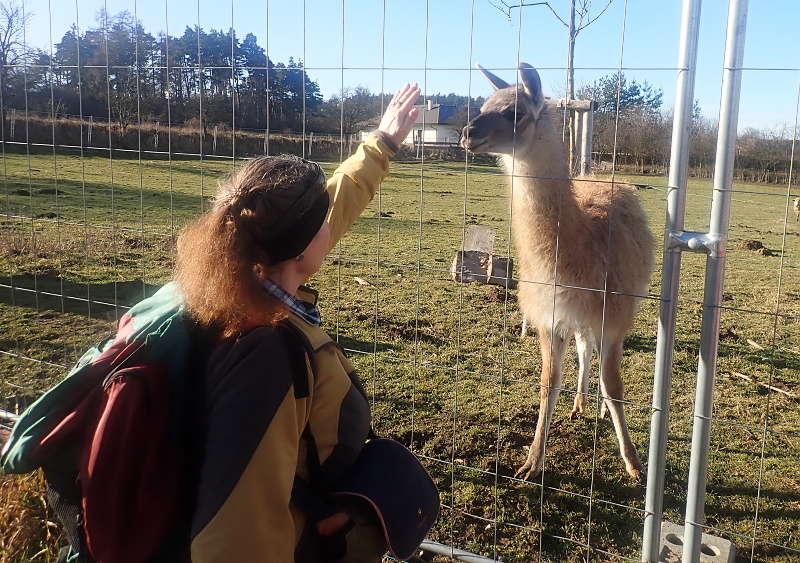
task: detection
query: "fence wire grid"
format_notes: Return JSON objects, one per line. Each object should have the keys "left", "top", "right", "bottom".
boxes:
{"left": 1, "top": 0, "right": 799, "bottom": 562}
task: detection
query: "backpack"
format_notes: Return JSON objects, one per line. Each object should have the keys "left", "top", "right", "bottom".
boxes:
{"left": 1, "top": 282, "right": 208, "bottom": 563}
{"left": 1, "top": 281, "right": 438, "bottom": 562}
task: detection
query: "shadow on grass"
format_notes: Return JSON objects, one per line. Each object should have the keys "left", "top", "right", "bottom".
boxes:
{"left": 432, "top": 452, "right": 647, "bottom": 561}
{"left": 335, "top": 315, "right": 445, "bottom": 354}
{"left": 3, "top": 173, "right": 208, "bottom": 225}
{"left": 0, "top": 273, "right": 160, "bottom": 317}
{"left": 707, "top": 482, "right": 800, "bottom": 522}
{"left": 334, "top": 333, "right": 394, "bottom": 354}
{"left": 625, "top": 333, "right": 657, "bottom": 354}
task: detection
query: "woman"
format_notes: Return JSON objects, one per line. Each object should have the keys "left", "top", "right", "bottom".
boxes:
{"left": 174, "top": 84, "right": 421, "bottom": 562}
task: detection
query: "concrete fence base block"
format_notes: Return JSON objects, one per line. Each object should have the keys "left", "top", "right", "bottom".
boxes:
{"left": 659, "top": 521, "right": 736, "bottom": 563}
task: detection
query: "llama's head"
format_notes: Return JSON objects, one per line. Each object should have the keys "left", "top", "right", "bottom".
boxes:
{"left": 460, "top": 63, "right": 546, "bottom": 156}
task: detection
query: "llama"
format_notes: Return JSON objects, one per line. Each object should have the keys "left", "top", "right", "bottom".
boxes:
{"left": 461, "top": 63, "right": 654, "bottom": 481}
{"left": 793, "top": 197, "right": 800, "bottom": 221}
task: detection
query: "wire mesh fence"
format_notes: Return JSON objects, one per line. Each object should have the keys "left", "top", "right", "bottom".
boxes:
{"left": 1, "top": 0, "right": 799, "bottom": 562}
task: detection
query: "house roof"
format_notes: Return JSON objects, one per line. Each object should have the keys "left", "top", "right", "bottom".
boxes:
{"left": 413, "top": 103, "right": 458, "bottom": 125}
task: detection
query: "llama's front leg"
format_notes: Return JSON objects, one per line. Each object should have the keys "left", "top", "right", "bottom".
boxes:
{"left": 570, "top": 329, "right": 595, "bottom": 419}
{"left": 521, "top": 316, "right": 531, "bottom": 338}
{"left": 599, "top": 338, "right": 644, "bottom": 482}
{"left": 516, "top": 330, "right": 568, "bottom": 480}
{"left": 599, "top": 396, "right": 610, "bottom": 419}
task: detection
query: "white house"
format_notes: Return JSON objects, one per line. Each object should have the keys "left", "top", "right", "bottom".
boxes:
{"left": 360, "top": 100, "right": 462, "bottom": 147}
{"left": 402, "top": 100, "right": 460, "bottom": 146}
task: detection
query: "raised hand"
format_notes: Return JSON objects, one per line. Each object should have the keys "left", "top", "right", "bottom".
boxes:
{"left": 377, "top": 83, "right": 420, "bottom": 147}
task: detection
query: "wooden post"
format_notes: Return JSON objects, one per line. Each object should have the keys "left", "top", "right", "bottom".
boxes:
{"left": 556, "top": 99, "right": 596, "bottom": 176}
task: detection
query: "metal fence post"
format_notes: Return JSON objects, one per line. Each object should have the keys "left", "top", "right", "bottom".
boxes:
{"left": 641, "top": 0, "right": 703, "bottom": 559}
{"left": 682, "top": 1, "right": 748, "bottom": 561}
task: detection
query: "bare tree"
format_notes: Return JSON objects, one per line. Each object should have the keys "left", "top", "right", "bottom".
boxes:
{"left": 738, "top": 125, "right": 794, "bottom": 184}
{"left": 489, "top": 1, "right": 614, "bottom": 173}
{"left": 327, "top": 86, "right": 381, "bottom": 136}
{"left": 113, "top": 71, "right": 138, "bottom": 135}
{"left": 689, "top": 115, "right": 718, "bottom": 179}
{"left": 0, "top": 1, "right": 33, "bottom": 125}
{"left": 446, "top": 106, "right": 472, "bottom": 139}
{"left": 490, "top": 1, "right": 613, "bottom": 98}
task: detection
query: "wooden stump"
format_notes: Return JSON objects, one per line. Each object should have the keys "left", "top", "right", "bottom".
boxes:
{"left": 451, "top": 250, "right": 516, "bottom": 288}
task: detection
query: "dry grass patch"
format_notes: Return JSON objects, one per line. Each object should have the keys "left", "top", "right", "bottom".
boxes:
{"left": 0, "top": 472, "right": 63, "bottom": 562}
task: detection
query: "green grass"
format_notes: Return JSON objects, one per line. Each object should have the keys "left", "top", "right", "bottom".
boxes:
{"left": 1, "top": 151, "right": 799, "bottom": 562}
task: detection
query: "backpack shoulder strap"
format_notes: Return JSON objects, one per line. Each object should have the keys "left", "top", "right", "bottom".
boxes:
{"left": 276, "top": 319, "right": 336, "bottom": 520}
{"left": 275, "top": 319, "right": 314, "bottom": 400}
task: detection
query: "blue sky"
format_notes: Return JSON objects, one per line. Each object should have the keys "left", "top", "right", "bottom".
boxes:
{"left": 18, "top": 0, "right": 800, "bottom": 132}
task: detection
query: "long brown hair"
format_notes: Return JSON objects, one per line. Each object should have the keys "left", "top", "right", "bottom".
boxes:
{"left": 174, "top": 155, "right": 321, "bottom": 336}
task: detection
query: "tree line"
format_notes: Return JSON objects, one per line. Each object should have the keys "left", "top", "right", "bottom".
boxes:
{"left": 578, "top": 73, "right": 799, "bottom": 184}
{"left": 0, "top": 3, "right": 796, "bottom": 183}
{"left": 1, "top": 8, "right": 403, "bottom": 136}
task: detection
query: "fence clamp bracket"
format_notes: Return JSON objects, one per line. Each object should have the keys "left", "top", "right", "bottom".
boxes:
{"left": 668, "top": 230, "right": 723, "bottom": 257}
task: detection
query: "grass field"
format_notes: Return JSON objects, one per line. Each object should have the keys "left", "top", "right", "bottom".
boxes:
{"left": 1, "top": 149, "right": 799, "bottom": 562}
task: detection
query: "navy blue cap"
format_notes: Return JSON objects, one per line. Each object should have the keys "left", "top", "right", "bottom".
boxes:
{"left": 328, "top": 438, "right": 440, "bottom": 561}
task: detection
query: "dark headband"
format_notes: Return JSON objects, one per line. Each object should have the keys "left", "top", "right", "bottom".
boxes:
{"left": 262, "top": 161, "right": 330, "bottom": 264}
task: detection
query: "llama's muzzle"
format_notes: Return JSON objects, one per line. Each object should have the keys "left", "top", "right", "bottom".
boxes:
{"left": 460, "top": 125, "right": 485, "bottom": 152}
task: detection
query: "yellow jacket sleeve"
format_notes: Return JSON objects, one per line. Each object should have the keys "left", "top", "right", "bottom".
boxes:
{"left": 325, "top": 133, "right": 396, "bottom": 250}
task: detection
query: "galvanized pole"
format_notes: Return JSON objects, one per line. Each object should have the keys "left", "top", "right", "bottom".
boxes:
{"left": 641, "top": 0, "right": 702, "bottom": 559}
{"left": 682, "top": 1, "right": 748, "bottom": 562}
{"left": 580, "top": 107, "right": 593, "bottom": 176}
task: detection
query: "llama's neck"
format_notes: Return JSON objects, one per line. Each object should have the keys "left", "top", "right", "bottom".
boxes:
{"left": 498, "top": 115, "right": 576, "bottom": 237}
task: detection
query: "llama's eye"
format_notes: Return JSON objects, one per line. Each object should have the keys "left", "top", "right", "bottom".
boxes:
{"left": 502, "top": 109, "right": 525, "bottom": 123}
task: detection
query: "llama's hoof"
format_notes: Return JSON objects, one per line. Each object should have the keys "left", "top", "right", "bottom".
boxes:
{"left": 626, "top": 464, "right": 646, "bottom": 484}
{"left": 514, "top": 462, "right": 541, "bottom": 481}
{"left": 569, "top": 407, "right": 584, "bottom": 420}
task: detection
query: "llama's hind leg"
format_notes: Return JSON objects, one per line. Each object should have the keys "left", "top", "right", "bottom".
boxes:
{"left": 599, "top": 338, "right": 644, "bottom": 481}
{"left": 570, "top": 329, "right": 595, "bottom": 419}
{"left": 516, "top": 329, "right": 568, "bottom": 480}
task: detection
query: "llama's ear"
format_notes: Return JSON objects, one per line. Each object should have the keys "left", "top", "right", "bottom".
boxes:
{"left": 476, "top": 63, "right": 510, "bottom": 91}
{"left": 519, "top": 63, "right": 544, "bottom": 118}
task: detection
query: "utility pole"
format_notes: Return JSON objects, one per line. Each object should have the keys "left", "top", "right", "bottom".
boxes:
{"left": 567, "top": 0, "right": 576, "bottom": 101}
{"left": 566, "top": 0, "right": 577, "bottom": 173}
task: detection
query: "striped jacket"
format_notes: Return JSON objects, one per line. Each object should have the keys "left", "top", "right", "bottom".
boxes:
{"left": 190, "top": 134, "right": 395, "bottom": 562}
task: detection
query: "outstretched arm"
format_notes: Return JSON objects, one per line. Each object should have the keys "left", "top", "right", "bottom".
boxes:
{"left": 325, "top": 83, "right": 420, "bottom": 249}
